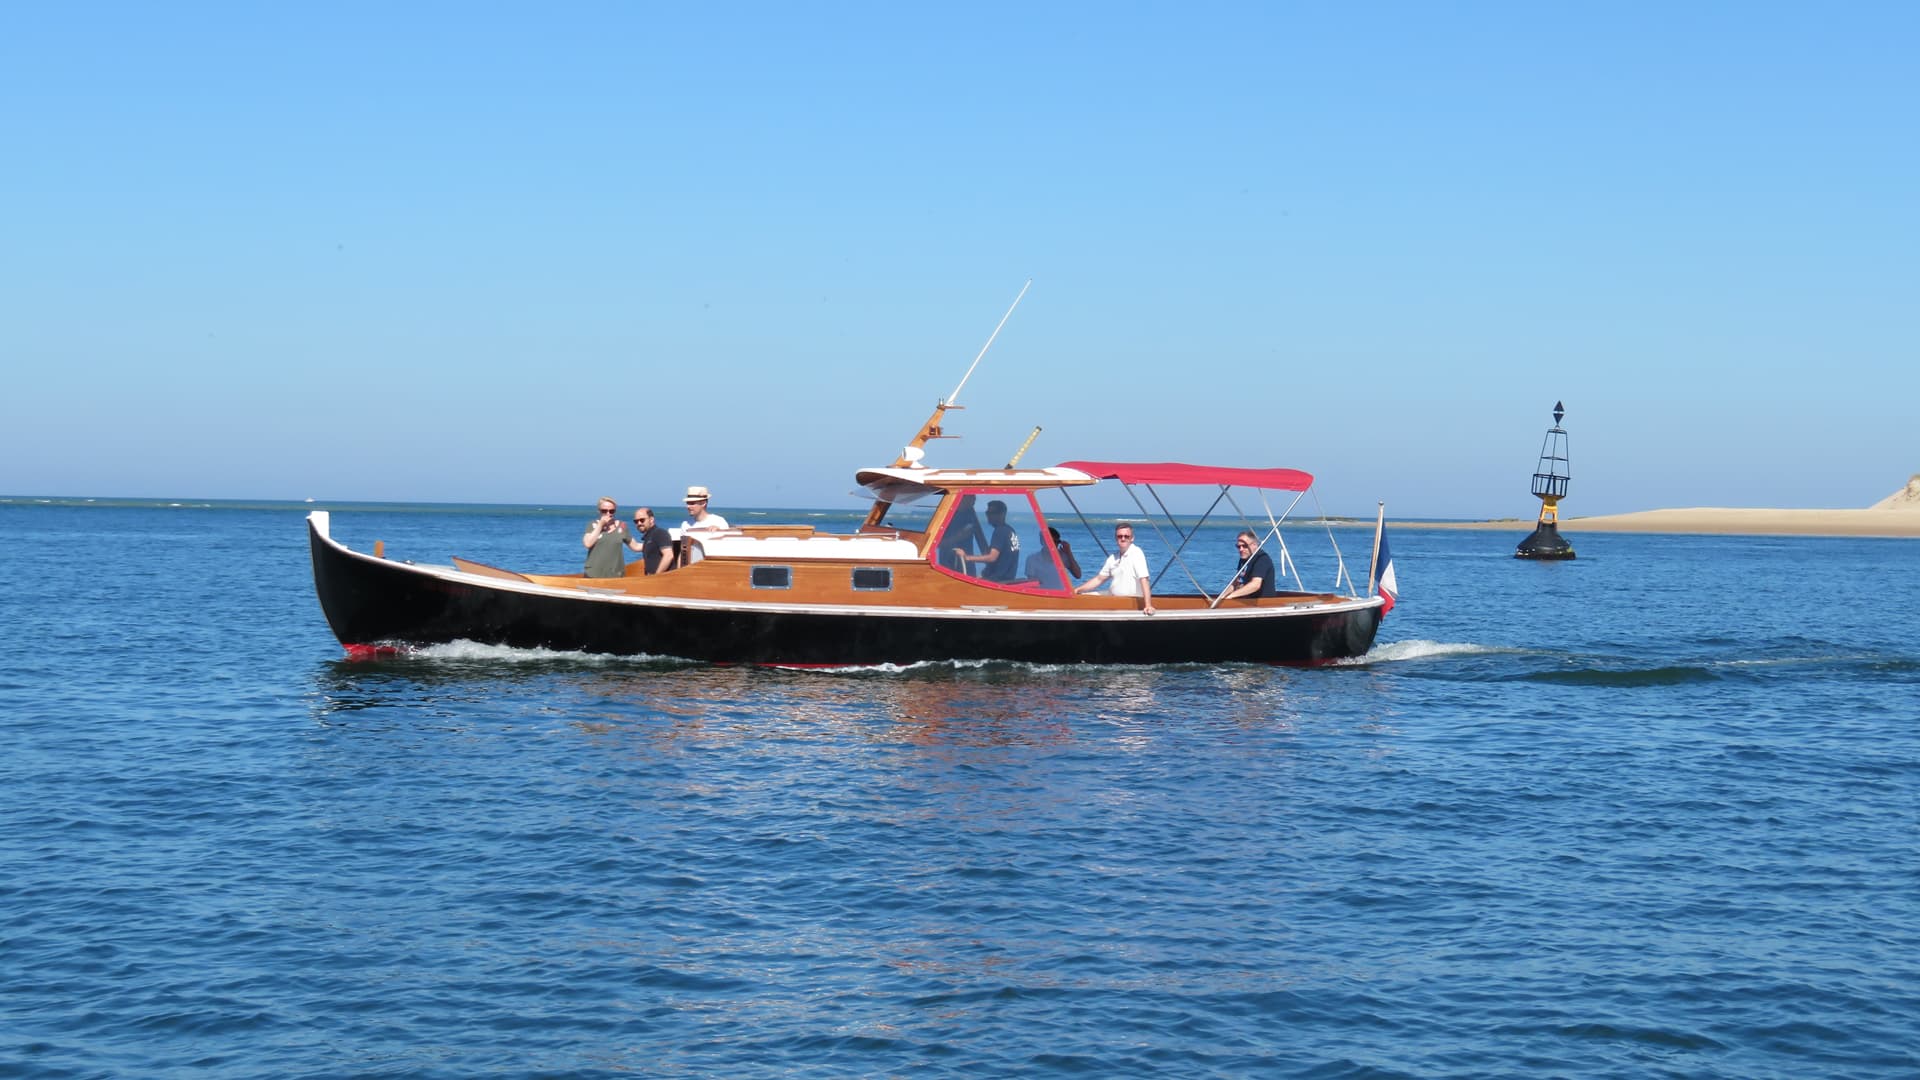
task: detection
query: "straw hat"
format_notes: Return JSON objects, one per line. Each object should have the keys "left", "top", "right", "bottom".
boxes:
{"left": 684, "top": 485, "right": 711, "bottom": 503}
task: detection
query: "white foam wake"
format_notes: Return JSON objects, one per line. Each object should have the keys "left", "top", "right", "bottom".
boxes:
{"left": 1338, "top": 639, "right": 1515, "bottom": 665}
{"left": 388, "top": 640, "right": 1514, "bottom": 670}
{"left": 408, "top": 640, "right": 631, "bottom": 664}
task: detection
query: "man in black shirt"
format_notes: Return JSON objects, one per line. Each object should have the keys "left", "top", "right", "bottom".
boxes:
{"left": 1221, "top": 530, "right": 1278, "bottom": 599}
{"left": 953, "top": 499, "right": 1021, "bottom": 582}
{"left": 630, "top": 506, "right": 675, "bottom": 574}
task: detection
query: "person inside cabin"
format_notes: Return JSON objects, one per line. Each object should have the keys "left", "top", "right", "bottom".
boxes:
{"left": 1074, "top": 522, "right": 1155, "bottom": 614}
{"left": 1049, "top": 526, "right": 1081, "bottom": 579}
{"left": 953, "top": 498, "right": 1020, "bottom": 582}
{"left": 629, "top": 506, "right": 674, "bottom": 574}
{"left": 676, "top": 486, "right": 729, "bottom": 566}
{"left": 582, "top": 497, "right": 630, "bottom": 578}
{"left": 1219, "top": 530, "right": 1278, "bottom": 600}
{"left": 1027, "top": 526, "right": 1080, "bottom": 590}
{"left": 1027, "top": 552, "right": 1060, "bottom": 590}
{"left": 943, "top": 494, "right": 984, "bottom": 573}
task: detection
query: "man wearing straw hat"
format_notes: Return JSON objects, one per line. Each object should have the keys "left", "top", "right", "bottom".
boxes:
{"left": 676, "top": 486, "right": 729, "bottom": 567}
{"left": 679, "top": 486, "right": 728, "bottom": 532}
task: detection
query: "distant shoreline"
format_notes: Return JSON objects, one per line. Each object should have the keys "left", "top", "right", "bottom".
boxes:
{"left": 1425, "top": 508, "right": 1920, "bottom": 538}
{"left": 11, "top": 495, "right": 1920, "bottom": 538}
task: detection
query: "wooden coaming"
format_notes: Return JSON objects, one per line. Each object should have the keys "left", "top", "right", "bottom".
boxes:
{"left": 520, "top": 554, "right": 1356, "bottom": 613}
{"left": 451, "top": 556, "right": 533, "bottom": 581}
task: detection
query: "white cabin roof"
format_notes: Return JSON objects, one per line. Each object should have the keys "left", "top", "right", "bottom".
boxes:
{"left": 855, "top": 466, "right": 1097, "bottom": 504}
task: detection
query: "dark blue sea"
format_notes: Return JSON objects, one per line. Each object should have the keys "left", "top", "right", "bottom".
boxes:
{"left": 3, "top": 498, "right": 1916, "bottom": 1078}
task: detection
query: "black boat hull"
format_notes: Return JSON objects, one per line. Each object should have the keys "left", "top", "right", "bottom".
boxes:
{"left": 311, "top": 517, "right": 1383, "bottom": 666}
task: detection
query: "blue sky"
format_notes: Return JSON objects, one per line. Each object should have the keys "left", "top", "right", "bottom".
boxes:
{"left": 3, "top": 3, "right": 1914, "bottom": 517}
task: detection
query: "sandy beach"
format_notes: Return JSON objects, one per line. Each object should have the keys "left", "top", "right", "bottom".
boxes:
{"left": 1426, "top": 477, "right": 1920, "bottom": 538}
{"left": 1566, "top": 507, "right": 1920, "bottom": 537}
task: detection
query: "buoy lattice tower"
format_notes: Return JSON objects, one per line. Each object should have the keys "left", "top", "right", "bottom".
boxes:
{"left": 1516, "top": 401, "right": 1576, "bottom": 560}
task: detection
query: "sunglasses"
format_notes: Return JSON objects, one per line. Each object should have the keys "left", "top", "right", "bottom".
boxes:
{"left": 1115, "top": 534, "right": 1133, "bottom": 541}
{"left": 599, "top": 507, "right": 617, "bottom": 514}
{"left": 1236, "top": 542, "right": 1252, "bottom": 550}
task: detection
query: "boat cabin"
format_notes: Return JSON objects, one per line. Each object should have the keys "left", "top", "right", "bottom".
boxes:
{"left": 850, "top": 465, "right": 1097, "bottom": 596}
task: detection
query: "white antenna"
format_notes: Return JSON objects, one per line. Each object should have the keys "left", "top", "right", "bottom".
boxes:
{"left": 948, "top": 278, "right": 1032, "bottom": 407}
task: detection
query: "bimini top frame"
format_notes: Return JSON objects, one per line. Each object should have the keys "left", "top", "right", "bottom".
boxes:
{"left": 1051, "top": 460, "right": 1359, "bottom": 606}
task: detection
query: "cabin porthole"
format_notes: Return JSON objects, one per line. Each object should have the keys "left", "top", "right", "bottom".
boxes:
{"left": 750, "top": 566, "right": 792, "bottom": 590}
{"left": 851, "top": 567, "right": 892, "bottom": 592}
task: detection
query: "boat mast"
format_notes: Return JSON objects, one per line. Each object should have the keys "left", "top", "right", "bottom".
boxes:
{"left": 863, "top": 280, "right": 1032, "bottom": 529}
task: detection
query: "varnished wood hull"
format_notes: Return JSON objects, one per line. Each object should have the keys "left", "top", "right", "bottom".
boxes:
{"left": 310, "top": 516, "right": 1384, "bottom": 666}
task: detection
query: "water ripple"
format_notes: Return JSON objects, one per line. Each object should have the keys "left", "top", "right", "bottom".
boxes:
{"left": 3, "top": 509, "right": 1918, "bottom": 1077}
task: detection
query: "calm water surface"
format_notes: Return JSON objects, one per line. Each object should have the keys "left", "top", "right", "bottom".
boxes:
{"left": 2, "top": 501, "right": 1916, "bottom": 1078}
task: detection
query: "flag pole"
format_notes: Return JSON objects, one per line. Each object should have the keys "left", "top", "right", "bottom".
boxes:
{"left": 1368, "top": 501, "right": 1385, "bottom": 595}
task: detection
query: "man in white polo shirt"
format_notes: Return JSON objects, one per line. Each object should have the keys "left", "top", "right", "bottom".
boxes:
{"left": 1073, "top": 522, "right": 1155, "bottom": 615}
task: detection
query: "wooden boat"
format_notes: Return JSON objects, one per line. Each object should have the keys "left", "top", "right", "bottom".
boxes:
{"left": 309, "top": 440, "right": 1392, "bottom": 667}
{"left": 308, "top": 298, "right": 1394, "bottom": 666}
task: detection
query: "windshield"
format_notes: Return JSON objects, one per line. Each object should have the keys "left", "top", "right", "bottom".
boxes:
{"left": 929, "top": 489, "right": 1075, "bottom": 595}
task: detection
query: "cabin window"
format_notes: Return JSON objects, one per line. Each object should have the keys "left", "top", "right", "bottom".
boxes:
{"left": 874, "top": 499, "right": 935, "bottom": 536}
{"left": 851, "top": 567, "right": 892, "bottom": 591}
{"left": 931, "top": 489, "right": 1070, "bottom": 594}
{"left": 750, "top": 565, "right": 792, "bottom": 590}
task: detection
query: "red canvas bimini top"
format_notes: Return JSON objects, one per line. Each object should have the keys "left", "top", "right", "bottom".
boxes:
{"left": 1057, "top": 461, "right": 1314, "bottom": 491}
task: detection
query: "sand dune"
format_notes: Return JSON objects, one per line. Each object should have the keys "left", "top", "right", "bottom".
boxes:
{"left": 1427, "top": 476, "right": 1920, "bottom": 537}
{"left": 1561, "top": 507, "right": 1920, "bottom": 537}
{"left": 1870, "top": 474, "right": 1920, "bottom": 511}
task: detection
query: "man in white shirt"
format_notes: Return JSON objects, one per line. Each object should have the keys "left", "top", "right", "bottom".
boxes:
{"left": 680, "top": 485, "right": 729, "bottom": 532}
{"left": 1073, "top": 523, "right": 1155, "bottom": 615}
{"left": 676, "top": 485, "right": 730, "bottom": 566}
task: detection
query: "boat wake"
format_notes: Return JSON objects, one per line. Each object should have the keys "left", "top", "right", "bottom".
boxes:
{"left": 340, "top": 641, "right": 1534, "bottom": 675}
{"left": 1719, "top": 652, "right": 1920, "bottom": 674}
{"left": 1509, "top": 647, "right": 1920, "bottom": 688}
{"left": 1519, "top": 665, "right": 1721, "bottom": 687}
{"left": 1338, "top": 639, "right": 1522, "bottom": 665}
{"left": 354, "top": 640, "right": 674, "bottom": 665}
{"left": 1353, "top": 640, "right": 1729, "bottom": 686}
{"left": 416, "top": 641, "right": 616, "bottom": 663}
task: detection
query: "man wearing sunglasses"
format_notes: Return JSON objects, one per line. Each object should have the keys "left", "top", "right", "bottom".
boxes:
{"left": 675, "top": 485, "right": 730, "bottom": 567}
{"left": 582, "top": 497, "right": 630, "bottom": 578}
{"left": 630, "top": 507, "right": 674, "bottom": 574}
{"left": 1220, "top": 530, "right": 1278, "bottom": 600}
{"left": 1074, "top": 523, "right": 1155, "bottom": 615}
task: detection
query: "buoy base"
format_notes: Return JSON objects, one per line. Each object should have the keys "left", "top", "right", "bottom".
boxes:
{"left": 1516, "top": 522, "right": 1576, "bottom": 560}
